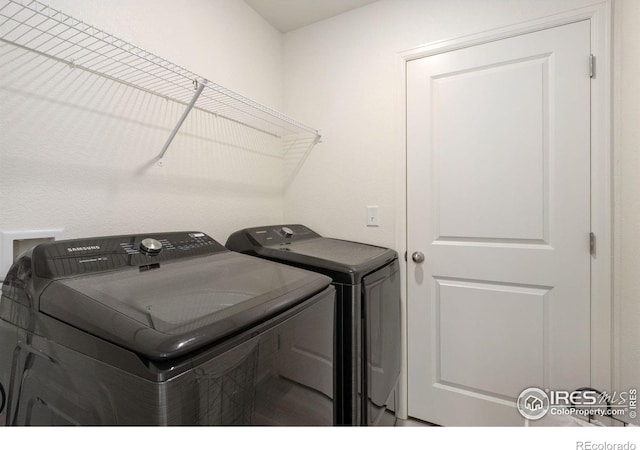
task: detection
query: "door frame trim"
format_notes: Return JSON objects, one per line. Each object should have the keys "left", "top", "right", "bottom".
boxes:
{"left": 396, "top": 1, "right": 612, "bottom": 421}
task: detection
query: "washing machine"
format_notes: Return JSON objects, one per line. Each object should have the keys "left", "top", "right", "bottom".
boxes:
{"left": 0, "top": 231, "right": 336, "bottom": 425}
{"left": 226, "top": 224, "right": 401, "bottom": 426}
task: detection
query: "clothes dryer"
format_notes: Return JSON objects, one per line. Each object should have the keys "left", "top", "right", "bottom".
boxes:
{"left": 226, "top": 224, "right": 401, "bottom": 425}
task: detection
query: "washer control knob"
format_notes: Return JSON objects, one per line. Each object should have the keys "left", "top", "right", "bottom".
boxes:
{"left": 281, "top": 227, "right": 294, "bottom": 238}
{"left": 140, "top": 238, "right": 163, "bottom": 255}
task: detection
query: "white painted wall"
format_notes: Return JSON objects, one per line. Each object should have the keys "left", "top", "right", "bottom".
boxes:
{"left": 282, "top": 0, "right": 638, "bottom": 424}
{"left": 283, "top": 0, "right": 601, "bottom": 244}
{"left": 0, "top": 0, "right": 284, "bottom": 252}
{"left": 614, "top": 0, "right": 640, "bottom": 426}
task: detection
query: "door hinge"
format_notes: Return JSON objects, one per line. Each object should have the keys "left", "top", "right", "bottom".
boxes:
{"left": 590, "top": 232, "right": 596, "bottom": 257}
{"left": 590, "top": 54, "right": 595, "bottom": 78}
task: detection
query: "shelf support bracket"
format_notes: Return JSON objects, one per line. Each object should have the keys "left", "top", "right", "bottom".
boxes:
{"left": 158, "top": 79, "right": 207, "bottom": 165}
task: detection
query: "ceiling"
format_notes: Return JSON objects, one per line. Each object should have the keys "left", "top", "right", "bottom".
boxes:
{"left": 244, "top": 0, "right": 380, "bottom": 33}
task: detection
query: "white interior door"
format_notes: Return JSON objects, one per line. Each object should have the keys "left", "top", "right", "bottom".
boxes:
{"left": 407, "top": 20, "right": 591, "bottom": 426}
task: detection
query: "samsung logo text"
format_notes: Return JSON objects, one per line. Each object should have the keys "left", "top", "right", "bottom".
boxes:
{"left": 67, "top": 246, "right": 101, "bottom": 252}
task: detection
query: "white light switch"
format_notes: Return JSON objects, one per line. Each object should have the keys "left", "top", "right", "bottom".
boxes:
{"left": 367, "top": 206, "right": 379, "bottom": 227}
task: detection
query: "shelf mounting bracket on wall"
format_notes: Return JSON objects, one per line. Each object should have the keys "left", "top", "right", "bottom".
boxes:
{"left": 157, "top": 78, "right": 207, "bottom": 166}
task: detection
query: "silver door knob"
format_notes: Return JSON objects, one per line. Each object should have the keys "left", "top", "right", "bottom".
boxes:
{"left": 412, "top": 251, "right": 425, "bottom": 264}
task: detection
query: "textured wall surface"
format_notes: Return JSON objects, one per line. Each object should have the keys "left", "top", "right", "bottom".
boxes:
{"left": 0, "top": 0, "right": 285, "bottom": 248}
{"left": 615, "top": 0, "right": 640, "bottom": 425}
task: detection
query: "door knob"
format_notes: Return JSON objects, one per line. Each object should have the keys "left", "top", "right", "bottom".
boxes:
{"left": 412, "top": 251, "right": 425, "bottom": 264}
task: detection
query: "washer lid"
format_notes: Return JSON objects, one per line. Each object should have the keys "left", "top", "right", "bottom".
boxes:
{"left": 39, "top": 252, "right": 331, "bottom": 360}
{"left": 262, "top": 238, "right": 397, "bottom": 284}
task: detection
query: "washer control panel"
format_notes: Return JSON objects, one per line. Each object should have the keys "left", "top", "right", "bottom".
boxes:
{"left": 32, "top": 231, "right": 226, "bottom": 278}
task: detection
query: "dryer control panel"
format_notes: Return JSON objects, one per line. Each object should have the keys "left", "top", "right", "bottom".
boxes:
{"left": 228, "top": 224, "right": 320, "bottom": 249}
{"left": 30, "top": 232, "right": 226, "bottom": 279}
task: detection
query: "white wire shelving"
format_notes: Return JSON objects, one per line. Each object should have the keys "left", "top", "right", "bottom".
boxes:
{"left": 0, "top": 0, "right": 321, "bottom": 178}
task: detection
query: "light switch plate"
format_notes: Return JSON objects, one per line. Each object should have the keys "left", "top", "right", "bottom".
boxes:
{"left": 367, "top": 206, "right": 379, "bottom": 227}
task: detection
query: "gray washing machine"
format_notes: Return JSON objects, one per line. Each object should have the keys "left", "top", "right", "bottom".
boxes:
{"left": 0, "top": 231, "right": 335, "bottom": 425}
{"left": 226, "top": 224, "right": 401, "bottom": 426}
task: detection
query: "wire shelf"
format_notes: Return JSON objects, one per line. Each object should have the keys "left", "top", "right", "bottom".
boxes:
{"left": 0, "top": 0, "right": 321, "bottom": 168}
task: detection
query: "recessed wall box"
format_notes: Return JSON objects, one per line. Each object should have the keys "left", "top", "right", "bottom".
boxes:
{"left": 1, "top": 229, "right": 64, "bottom": 280}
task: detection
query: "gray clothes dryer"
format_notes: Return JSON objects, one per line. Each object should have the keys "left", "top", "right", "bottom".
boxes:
{"left": 226, "top": 224, "right": 401, "bottom": 426}
{"left": 0, "top": 231, "right": 335, "bottom": 425}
